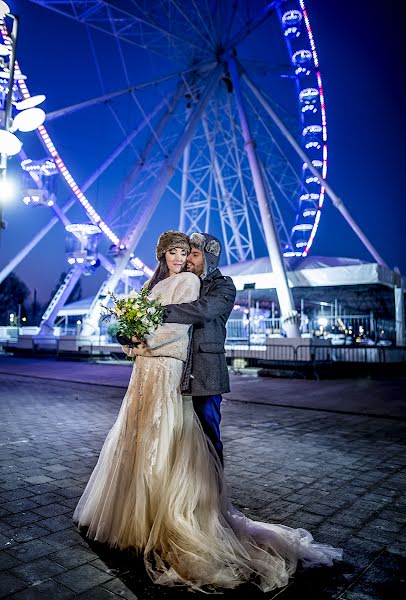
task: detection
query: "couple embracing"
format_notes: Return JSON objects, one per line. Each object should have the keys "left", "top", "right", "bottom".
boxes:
{"left": 73, "top": 230, "right": 342, "bottom": 593}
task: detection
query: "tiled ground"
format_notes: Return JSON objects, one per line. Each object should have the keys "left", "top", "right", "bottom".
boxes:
{"left": 0, "top": 361, "right": 405, "bottom": 599}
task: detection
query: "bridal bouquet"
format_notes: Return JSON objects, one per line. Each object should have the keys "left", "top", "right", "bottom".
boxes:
{"left": 101, "top": 288, "right": 164, "bottom": 342}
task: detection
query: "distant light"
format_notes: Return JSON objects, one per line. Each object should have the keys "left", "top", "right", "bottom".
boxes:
{"left": 14, "top": 94, "right": 46, "bottom": 111}
{"left": 47, "top": 199, "right": 54, "bottom": 206}
{"left": 12, "top": 107, "right": 46, "bottom": 132}
{"left": 0, "top": 2, "right": 10, "bottom": 19}
{"left": 0, "top": 177, "right": 16, "bottom": 200}
{"left": 65, "top": 223, "right": 101, "bottom": 235}
{"left": 22, "top": 317, "right": 27, "bottom": 322}
{"left": 76, "top": 320, "right": 82, "bottom": 325}
{"left": 0, "top": 129, "right": 22, "bottom": 155}
{"left": 76, "top": 257, "right": 84, "bottom": 264}
{"left": 318, "top": 318, "right": 328, "bottom": 327}
{"left": 31, "top": 195, "right": 40, "bottom": 202}
{"left": 123, "top": 268, "right": 143, "bottom": 277}
{"left": 22, "top": 195, "right": 31, "bottom": 205}
{"left": 67, "top": 257, "right": 76, "bottom": 264}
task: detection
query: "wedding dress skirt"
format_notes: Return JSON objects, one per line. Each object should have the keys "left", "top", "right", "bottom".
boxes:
{"left": 73, "top": 354, "right": 342, "bottom": 593}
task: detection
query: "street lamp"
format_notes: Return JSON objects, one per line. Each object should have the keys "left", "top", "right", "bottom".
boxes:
{"left": 0, "top": 3, "right": 46, "bottom": 229}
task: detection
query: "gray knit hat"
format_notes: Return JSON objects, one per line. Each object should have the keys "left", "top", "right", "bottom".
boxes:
{"left": 190, "top": 232, "right": 222, "bottom": 279}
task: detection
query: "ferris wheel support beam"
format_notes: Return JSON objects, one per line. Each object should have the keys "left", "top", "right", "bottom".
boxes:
{"left": 106, "top": 83, "right": 185, "bottom": 224}
{"left": 229, "top": 57, "right": 300, "bottom": 337}
{"left": 201, "top": 113, "right": 245, "bottom": 261}
{"left": 45, "top": 69, "right": 193, "bottom": 122}
{"left": 80, "top": 65, "right": 224, "bottom": 337}
{"left": 179, "top": 107, "right": 191, "bottom": 233}
{"left": 241, "top": 68, "right": 388, "bottom": 268}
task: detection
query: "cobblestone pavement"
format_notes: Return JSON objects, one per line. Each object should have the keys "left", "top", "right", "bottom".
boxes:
{"left": 0, "top": 358, "right": 405, "bottom": 599}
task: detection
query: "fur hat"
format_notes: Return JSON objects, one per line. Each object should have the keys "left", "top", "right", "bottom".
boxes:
{"left": 156, "top": 230, "right": 191, "bottom": 260}
{"left": 190, "top": 232, "right": 222, "bottom": 279}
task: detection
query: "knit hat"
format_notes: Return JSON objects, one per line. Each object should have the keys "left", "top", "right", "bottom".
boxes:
{"left": 156, "top": 230, "right": 191, "bottom": 260}
{"left": 190, "top": 232, "right": 222, "bottom": 279}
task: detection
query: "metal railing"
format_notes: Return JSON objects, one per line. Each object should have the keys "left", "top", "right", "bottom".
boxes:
{"left": 225, "top": 343, "right": 406, "bottom": 364}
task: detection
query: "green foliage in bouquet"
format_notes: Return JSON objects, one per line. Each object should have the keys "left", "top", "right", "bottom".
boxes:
{"left": 107, "top": 321, "right": 120, "bottom": 338}
{"left": 101, "top": 288, "right": 164, "bottom": 342}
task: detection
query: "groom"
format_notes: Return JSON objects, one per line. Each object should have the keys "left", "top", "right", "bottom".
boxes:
{"left": 163, "top": 233, "right": 236, "bottom": 466}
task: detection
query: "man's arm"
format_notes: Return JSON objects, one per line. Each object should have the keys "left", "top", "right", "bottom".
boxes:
{"left": 164, "top": 277, "right": 236, "bottom": 325}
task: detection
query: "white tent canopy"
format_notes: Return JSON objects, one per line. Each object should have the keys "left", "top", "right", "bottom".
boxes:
{"left": 221, "top": 255, "right": 406, "bottom": 291}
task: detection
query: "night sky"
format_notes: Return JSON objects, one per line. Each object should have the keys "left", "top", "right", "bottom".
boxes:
{"left": 0, "top": 0, "right": 404, "bottom": 304}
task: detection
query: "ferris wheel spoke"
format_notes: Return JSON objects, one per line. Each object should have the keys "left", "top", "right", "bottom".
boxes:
{"left": 228, "top": 0, "right": 281, "bottom": 50}
{"left": 104, "top": 81, "right": 186, "bottom": 225}
{"left": 168, "top": 0, "right": 214, "bottom": 49}
{"left": 194, "top": 0, "right": 218, "bottom": 47}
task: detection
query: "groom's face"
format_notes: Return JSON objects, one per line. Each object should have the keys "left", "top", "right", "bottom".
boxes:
{"left": 186, "top": 247, "right": 204, "bottom": 276}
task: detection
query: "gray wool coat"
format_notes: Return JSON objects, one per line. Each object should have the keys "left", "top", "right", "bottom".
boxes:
{"left": 164, "top": 268, "right": 236, "bottom": 396}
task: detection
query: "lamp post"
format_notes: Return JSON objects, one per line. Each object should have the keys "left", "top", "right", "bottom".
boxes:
{"left": 0, "top": 1, "right": 18, "bottom": 230}
{"left": 0, "top": 2, "right": 46, "bottom": 231}
{"left": 243, "top": 283, "right": 256, "bottom": 345}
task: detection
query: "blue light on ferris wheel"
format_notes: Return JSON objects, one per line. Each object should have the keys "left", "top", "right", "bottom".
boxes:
{"left": 302, "top": 125, "right": 322, "bottom": 136}
{"left": 301, "top": 105, "right": 317, "bottom": 114}
{"left": 292, "top": 224, "right": 313, "bottom": 232}
{"left": 282, "top": 10, "right": 302, "bottom": 27}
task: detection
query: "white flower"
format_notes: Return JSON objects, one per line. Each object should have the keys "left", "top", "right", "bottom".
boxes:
{"left": 147, "top": 307, "right": 156, "bottom": 314}
{"left": 115, "top": 308, "right": 124, "bottom": 317}
{"left": 128, "top": 290, "right": 137, "bottom": 299}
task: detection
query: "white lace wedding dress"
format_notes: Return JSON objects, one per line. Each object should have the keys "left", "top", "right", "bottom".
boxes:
{"left": 73, "top": 271, "right": 342, "bottom": 592}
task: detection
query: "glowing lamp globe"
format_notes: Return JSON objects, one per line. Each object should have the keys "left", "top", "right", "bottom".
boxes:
{"left": 0, "top": 2, "right": 10, "bottom": 18}
{"left": 0, "top": 129, "right": 22, "bottom": 155}
{"left": 12, "top": 107, "right": 46, "bottom": 132}
{"left": 15, "top": 95, "right": 46, "bottom": 111}
{"left": 0, "top": 177, "right": 16, "bottom": 200}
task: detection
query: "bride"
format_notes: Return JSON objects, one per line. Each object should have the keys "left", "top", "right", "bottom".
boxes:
{"left": 73, "top": 230, "right": 342, "bottom": 593}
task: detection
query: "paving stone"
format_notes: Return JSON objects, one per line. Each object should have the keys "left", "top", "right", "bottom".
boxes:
{"left": 6, "top": 524, "right": 50, "bottom": 544}
{"left": 0, "top": 571, "right": 27, "bottom": 598}
{"left": 40, "top": 528, "right": 86, "bottom": 549}
{"left": 5, "top": 540, "right": 56, "bottom": 563}
{"left": 10, "top": 557, "right": 67, "bottom": 584}
{"left": 76, "top": 585, "right": 121, "bottom": 599}
{"left": 27, "top": 492, "right": 65, "bottom": 507}
{"left": 36, "top": 514, "right": 73, "bottom": 533}
{"left": 53, "top": 563, "right": 113, "bottom": 593}
{"left": 23, "top": 476, "right": 54, "bottom": 485}
{"left": 51, "top": 545, "right": 98, "bottom": 569}
{"left": 7, "top": 578, "right": 75, "bottom": 599}
{"left": 32, "top": 503, "right": 71, "bottom": 518}
{"left": 102, "top": 578, "right": 139, "bottom": 599}
{"left": 0, "top": 551, "right": 23, "bottom": 572}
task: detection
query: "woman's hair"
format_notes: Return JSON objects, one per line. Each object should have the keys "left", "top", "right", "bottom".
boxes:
{"left": 145, "top": 257, "right": 170, "bottom": 292}
{"left": 145, "top": 249, "right": 189, "bottom": 292}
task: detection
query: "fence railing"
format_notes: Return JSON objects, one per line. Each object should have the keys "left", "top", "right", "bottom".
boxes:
{"left": 226, "top": 315, "right": 394, "bottom": 344}
{"left": 225, "top": 343, "right": 406, "bottom": 364}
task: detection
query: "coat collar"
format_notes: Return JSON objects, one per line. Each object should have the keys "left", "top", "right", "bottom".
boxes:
{"left": 201, "top": 267, "right": 222, "bottom": 283}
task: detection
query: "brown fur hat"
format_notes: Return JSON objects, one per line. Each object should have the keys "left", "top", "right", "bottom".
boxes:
{"left": 156, "top": 230, "right": 191, "bottom": 260}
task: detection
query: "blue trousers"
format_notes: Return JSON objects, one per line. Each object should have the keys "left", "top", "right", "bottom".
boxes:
{"left": 192, "top": 394, "right": 223, "bottom": 466}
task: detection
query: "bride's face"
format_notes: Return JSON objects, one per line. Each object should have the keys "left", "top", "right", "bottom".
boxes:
{"left": 165, "top": 247, "right": 188, "bottom": 276}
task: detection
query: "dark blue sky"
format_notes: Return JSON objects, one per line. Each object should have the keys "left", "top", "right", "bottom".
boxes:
{"left": 0, "top": 0, "right": 404, "bottom": 303}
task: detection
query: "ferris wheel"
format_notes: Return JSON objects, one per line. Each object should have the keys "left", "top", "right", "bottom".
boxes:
{"left": 0, "top": 0, "right": 386, "bottom": 338}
